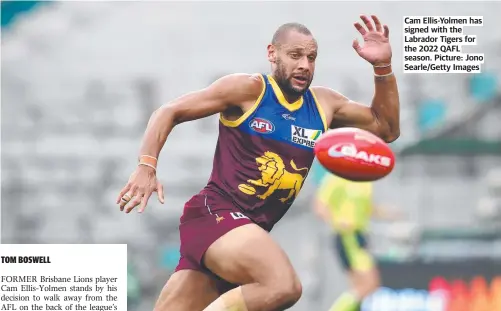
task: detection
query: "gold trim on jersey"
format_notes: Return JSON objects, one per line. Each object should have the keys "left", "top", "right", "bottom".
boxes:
{"left": 219, "top": 74, "right": 266, "bottom": 127}
{"left": 310, "top": 88, "right": 328, "bottom": 132}
{"left": 267, "top": 75, "right": 303, "bottom": 111}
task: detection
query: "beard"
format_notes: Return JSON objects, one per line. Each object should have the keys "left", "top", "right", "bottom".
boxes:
{"left": 274, "top": 58, "right": 312, "bottom": 97}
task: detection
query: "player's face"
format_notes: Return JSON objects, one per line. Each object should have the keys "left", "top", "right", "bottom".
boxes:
{"left": 270, "top": 31, "right": 317, "bottom": 97}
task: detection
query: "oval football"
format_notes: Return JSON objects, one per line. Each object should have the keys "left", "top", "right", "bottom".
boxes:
{"left": 314, "top": 127, "right": 395, "bottom": 182}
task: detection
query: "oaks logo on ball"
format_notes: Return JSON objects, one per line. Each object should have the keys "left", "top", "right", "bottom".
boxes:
{"left": 249, "top": 118, "right": 275, "bottom": 134}
{"left": 327, "top": 143, "right": 392, "bottom": 167}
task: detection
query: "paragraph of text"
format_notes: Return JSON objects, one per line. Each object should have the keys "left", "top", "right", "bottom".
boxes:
{"left": 0, "top": 244, "right": 127, "bottom": 311}
{"left": 403, "top": 16, "right": 484, "bottom": 73}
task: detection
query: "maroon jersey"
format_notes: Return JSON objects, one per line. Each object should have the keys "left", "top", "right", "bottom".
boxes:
{"left": 202, "top": 74, "right": 327, "bottom": 231}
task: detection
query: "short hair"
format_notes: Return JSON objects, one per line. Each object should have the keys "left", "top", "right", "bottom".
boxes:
{"left": 271, "top": 22, "right": 313, "bottom": 46}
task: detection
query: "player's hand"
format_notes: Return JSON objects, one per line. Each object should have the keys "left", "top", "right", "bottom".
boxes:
{"left": 352, "top": 15, "right": 392, "bottom": 66}
{"left": 116, "top": 165, "right": 165, "bottom": 213}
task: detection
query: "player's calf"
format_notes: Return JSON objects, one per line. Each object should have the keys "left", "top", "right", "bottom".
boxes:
{"left": 328, "top": 269, "right": 380, "bottom": 311}
{"left": 203, "top": 275, "right": 302, "bottom": 311}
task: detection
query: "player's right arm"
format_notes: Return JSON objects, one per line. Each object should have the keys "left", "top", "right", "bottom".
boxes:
{"left": 140, "top": 73, "right": 262, "bottom": 159}
{"left": 117, "top": 73, "right": 263, "bottom": 213}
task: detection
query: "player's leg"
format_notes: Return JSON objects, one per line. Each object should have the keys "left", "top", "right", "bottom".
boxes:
{"left": 201, "top": 222, "right": 302, "bottom": 311}
{"left": 345, "top": 232, "right": 380, "bottom": 299}
{"left": 153, "top": 191, "right": 225, "bottom": 311}
{"left": 153, "top": 269, "right": 220, "bottom": 311}
{"left": 328, "top": 232, "right": 380, "bottom": 311}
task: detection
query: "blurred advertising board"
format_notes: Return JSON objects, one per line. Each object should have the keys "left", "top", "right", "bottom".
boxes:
{"left": 361, "top": 227, "right": 501, "bottom": 311}
{"left": 361, "top": 259, "right": 501, "bottom": 311}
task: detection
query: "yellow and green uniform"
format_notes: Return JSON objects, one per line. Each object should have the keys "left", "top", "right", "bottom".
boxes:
{"left": 317, "top": 174, "right": 375, "bottom": 272}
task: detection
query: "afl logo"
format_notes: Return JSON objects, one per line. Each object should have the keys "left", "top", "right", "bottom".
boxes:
{"left": 249, "top": 118, "right": 275, "bottom": 134}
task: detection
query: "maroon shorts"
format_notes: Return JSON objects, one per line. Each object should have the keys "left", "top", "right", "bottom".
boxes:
{"left": 175, "top": 190, "right": 254, "bottom": 294}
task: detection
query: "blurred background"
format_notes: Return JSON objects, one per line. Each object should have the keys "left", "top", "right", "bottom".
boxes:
{"left": 1, "top": 1, "right": 500, "bottom": 311}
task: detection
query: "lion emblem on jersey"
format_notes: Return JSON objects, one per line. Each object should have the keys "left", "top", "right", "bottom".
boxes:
{"left": 240, "top": 151, "right": 309, "bottom": 203}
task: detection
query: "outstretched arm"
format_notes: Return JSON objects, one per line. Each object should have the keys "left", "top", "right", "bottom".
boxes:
{"left": 117, "top": 73, "right": 262, "bottom": 213}
{"left": 314, "top": 15, "right": 400, "bottom": 143}
{"left": 314, "top": 70, "right": 400, "bottom": 143}
{"left": 139, "top": 73, "right": 263, "bottom": 159}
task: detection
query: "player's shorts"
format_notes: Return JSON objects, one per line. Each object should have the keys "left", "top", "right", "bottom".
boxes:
{"left": 334, "top": 231, "right": 375, "bottom": 272}
{"left": 175, "top": 189, "right": 254, "bottom": 294}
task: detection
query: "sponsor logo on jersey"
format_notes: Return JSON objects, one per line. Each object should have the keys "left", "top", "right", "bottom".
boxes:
{"left": 282, "top": 113, "right": 296, "bottom": 121}
{"left": 230, "top": 212, "right": 249, "bottom": 220}
{"left": 291, "top": 125, "right": 321, "bottom": 148}
{"left": 249, "top": 118, "right": 275, "bottom": 134}
{"left": 327, "top": 143, "right": 392, "bottom": 167}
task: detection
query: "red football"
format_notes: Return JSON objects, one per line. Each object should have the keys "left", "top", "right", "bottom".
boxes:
{"left": 314, "top": 127, "right": 395, "bottom": 182}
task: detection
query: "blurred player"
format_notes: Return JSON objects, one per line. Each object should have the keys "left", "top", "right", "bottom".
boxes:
{"left": 312, "top": 173, "right": 402, "bottom": 311}
{"left": 117, "top": 15, "right": 400, "bottom": 311}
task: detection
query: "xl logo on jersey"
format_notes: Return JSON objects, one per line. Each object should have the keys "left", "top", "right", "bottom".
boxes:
{"left": 291, "top": 125, "right": 322, "bottom": 148}
{"left": 249, "top": 118, "right": 275, "bottom": 134}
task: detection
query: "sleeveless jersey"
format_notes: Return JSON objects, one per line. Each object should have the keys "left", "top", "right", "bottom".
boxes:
{"left": 204, "top": 73, "right": 327, "bottom": 231}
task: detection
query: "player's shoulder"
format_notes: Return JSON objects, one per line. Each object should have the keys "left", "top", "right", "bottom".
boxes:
{"left": 310, "top": 86, "right": 352, "bottom": 118}
{"left": 310, "top": 86, "right": 348, "bottom": 102}
{"left": 215, "top": 73, "right": 264, "bottom": 98}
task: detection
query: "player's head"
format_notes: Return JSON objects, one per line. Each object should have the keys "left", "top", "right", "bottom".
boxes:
{"left": 268, "top": 23, "right": 317, "bottom": 97}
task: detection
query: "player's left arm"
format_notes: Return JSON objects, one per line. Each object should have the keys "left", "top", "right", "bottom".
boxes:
{"left": 315, "top": 15, "right": 400, "bottom": 143}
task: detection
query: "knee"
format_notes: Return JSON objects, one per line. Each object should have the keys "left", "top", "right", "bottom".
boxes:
{"left": 267, "top": 275, "right": 303, "bottom": 309}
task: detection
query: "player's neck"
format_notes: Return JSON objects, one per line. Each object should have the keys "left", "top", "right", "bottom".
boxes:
{"left": 271, "top": 74, "right": 302, "bottom": 104}
{"left": 282, "top": 92, "right": 301, "bottom": 104}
